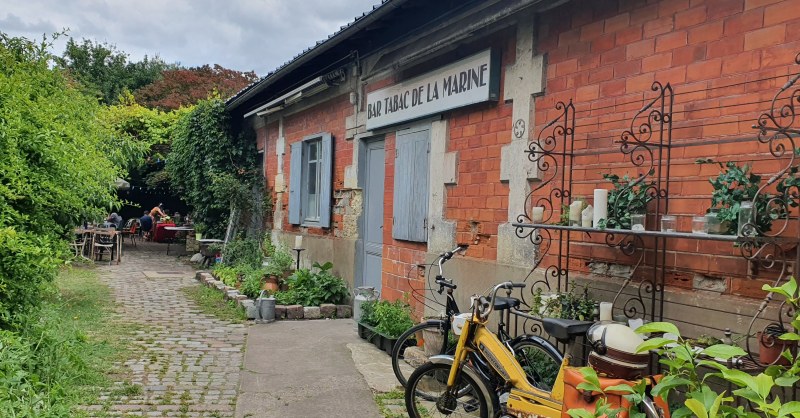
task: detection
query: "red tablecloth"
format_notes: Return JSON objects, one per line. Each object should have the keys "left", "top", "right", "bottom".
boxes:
{"left": 153, "top": 223, "right": 176, "bottom": 242}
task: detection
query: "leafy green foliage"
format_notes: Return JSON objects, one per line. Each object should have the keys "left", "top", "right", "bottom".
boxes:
{"left": 704, "top": 160, "right": 773, "bottom": 235}
{"left": 265, "top": 245, "right": 294, "bottom": 277}
{"left": 212, "top": 264, "right": 239, "bottom": 287}
{"left": 530, "top": 287, "right": 597, "bottom": 321}
{"left": 222, "top": 238, "right": 262, "bottom": 270}
{"left": 274, "top": 262, "right": 349, "bottom": 306}
{"left": 167, "top": 98, "right": 260, "bottom": 238}
{"left": 358, "top": 299, "right": 414, "bottom": 339}
{"left": 0, "top": 32, "right": 130, "bottom": 326}
{"left": 239, "top": 267, "right": 267, "bottom": 300}
{"left": 632, "top": 315, "right": 800, "bottom": 418}
{"left": 601, "top": 173, "right": 655, "bottom": 229}
{"left": 372, "top": 300, "right": 415, "bottom": 339}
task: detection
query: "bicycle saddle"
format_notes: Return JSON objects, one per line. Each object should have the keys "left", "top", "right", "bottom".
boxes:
{"left": 493, "top": 296, "right": 520, "bottom": 311}
{"left": 542, "top": 317, "right": 594, "bottom": 343}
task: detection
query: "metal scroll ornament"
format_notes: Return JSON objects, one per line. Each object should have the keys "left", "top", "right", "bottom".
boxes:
{"left": 744, "top": 52, "right": 800, "bottom": 366}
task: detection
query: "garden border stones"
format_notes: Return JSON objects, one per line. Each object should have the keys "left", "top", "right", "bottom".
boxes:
{"left": 194, "top": 271, "right": 352, "bottom": 321}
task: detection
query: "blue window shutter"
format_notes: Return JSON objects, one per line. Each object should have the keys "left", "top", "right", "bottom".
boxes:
{"left": 392, "top": 140, "right": 411, "bottom": 240}
{"left": 410, "top": 136, "right": 429, "bottom": 242}
{"left": 393, "top": 129, "right": 429, "bottom": 242}
{"left": 288, "top": 141, "right": 303, "bottom": 225}
{"left": 319, "top": 133, "right": 333, "bottom": 228}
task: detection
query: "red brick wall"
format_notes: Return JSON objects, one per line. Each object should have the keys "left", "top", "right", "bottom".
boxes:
{"left": 444, "top": 36, "right": 516, "bottom": 262}
{"left": 534, "top": 0, "right": 800, "bottom": 298}
{"left": 276, "top": 93, "right": 353, "bottom": 237}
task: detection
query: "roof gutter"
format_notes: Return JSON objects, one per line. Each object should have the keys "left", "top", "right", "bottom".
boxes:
{"left": 227, "top": 0, "right": 411, "bottom": 112}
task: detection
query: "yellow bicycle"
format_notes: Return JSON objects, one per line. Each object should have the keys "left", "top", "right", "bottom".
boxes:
{"left": 404, "top": 282, "right": 669, "bottom": 418}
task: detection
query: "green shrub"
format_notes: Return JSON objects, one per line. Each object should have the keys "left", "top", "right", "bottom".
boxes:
{"left": 240, "top": 267, "right": 266, "bottom": 299}
{"left": 222, "top": 238, "right": 261, "bottom": 269}
{"left": 273, "top": 261, "right": 348, "bottom": 306}
{"left": 372, "top": 300, "right": 414, "bottom": 339}
{"left": 265, "top": 245, "right": 294, "bottom": 277}
{"left": 212, "top": 264, "right": 239, "bottom": 287}
{"left": 359, "top": 300, "right": 378, "bottom": 326}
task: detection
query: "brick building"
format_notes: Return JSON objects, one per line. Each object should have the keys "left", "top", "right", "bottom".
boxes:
{"left": 226, "top": 0, "right": 800, "bottom": 339}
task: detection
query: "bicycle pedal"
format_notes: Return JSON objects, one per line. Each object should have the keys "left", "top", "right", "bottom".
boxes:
{"left": 463, "top": 399, "right": 480, "bottom": 413}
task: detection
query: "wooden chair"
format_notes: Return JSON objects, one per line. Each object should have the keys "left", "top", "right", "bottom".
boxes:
{"left": 121, "top": 219, "right": 138, "bottom": 247}
{"left": 70, "top": 229, "right": 91, "bottom": 260}
{"left": 93, "top": 230, "right": 116, "bottom": 264}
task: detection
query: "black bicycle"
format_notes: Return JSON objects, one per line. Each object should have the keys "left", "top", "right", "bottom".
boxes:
{"left": 390, "top": 245, "right": 564, "bottom": 391}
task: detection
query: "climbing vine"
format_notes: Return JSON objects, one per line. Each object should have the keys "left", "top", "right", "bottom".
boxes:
{"left": 167, "top": 98, "right": 262, "bottom": 238}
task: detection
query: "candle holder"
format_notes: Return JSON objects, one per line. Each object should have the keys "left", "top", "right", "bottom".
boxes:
{"left": 293, "top": 248, "right": 305, "bottom": 270}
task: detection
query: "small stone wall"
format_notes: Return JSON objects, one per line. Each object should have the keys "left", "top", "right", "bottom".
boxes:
{"left": 195, "top": 271, "right": 352, "bottom": 321}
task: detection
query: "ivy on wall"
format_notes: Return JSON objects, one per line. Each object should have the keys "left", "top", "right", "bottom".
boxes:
{"left": 168, "top": 98, "right": 263, "bottom": 238}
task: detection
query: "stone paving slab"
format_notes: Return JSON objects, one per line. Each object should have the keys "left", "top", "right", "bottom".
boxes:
{"left": 82, "top": 242, "right": 247, "bottom": 418}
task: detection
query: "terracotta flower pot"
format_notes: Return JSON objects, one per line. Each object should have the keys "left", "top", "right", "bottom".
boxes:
{"left": 758, "top": 330, "right": 797, "bottom": 365}
{"left": 262, "top": 275, "right": 280, "bottom": 292}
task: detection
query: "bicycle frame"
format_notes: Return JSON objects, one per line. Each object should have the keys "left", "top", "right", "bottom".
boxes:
{"left": 448, "top": 308, "right": 567, "bottom": 417}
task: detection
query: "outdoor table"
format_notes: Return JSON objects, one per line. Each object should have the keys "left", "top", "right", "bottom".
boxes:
{"left": 153, "top": 223, "right": 176, "bottom": 243}
{"left": 164, "top": 226, "right": 194, "bottom": 255}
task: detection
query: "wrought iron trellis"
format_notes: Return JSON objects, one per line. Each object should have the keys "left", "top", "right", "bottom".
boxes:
{"left": 512, "top": 52, "right": 800, "bottom": 372}
{"left": 741, "top": 51, "right": 800, "bottom": 367}
{"left": 513, "top": 81, "right": 674, "bottom": 336}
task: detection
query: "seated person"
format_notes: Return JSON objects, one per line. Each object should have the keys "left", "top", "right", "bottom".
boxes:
{"left": 139, "top": 211, "right": 153, "bottom": 239}
{"left": 106, "top": 212, "right": 123, "bottom": 229}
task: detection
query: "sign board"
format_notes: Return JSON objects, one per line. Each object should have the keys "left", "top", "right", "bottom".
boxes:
{"left": 365, "top": 49, "right": 500, "bottom": 130}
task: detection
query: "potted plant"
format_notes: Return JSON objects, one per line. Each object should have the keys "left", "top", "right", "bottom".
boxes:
{"left": 263, "top": 245, "right": 294, "bottom": 291}
{"left": 530, "top": 287, "right": 597, "bottom": 321}
{"left": 700, "top": 159, "right": 774, "bottom": 236}
{"left": 356, "top": 299, "right": 415, "bottom": 354}
{"left": 194, "top": 223, "right": 205, "bottom": 241}
{"left": 598, "top": 173, "right": 655, "bottom": 230}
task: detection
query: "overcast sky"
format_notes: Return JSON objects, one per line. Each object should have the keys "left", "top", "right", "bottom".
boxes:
{"left": 1, "top": 0, "right": 379, "bottom": 76}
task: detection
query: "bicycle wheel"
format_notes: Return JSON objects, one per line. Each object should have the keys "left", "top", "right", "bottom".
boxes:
{"left": 405, "top": 362, "right": 489, "bottom": 418}
{"left": 511, "top": 339, "right": 562, "bottom": 392}
{"left": 392, "top": 320, "right": 452, "bottom": 387}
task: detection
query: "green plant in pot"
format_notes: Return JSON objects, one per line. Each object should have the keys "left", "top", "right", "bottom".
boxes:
{"left": 599, "top": 173, "right": 655, "bottom": 230}
{"left": 701, "top": 159, "right": 775, "bottom": 236}
{"left": 530, "top": 287, "right": 597, "bottom": 321}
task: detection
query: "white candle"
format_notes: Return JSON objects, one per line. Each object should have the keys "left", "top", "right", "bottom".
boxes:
{"left": 294, "top": 235, "right": 303, "bottom": 249}
{"left": 599, "top": 302, "right": 613, "bottom": 322}
{"left": 593, "top": 189, "right": 609, "bottom": 228}
{"left": 531, "top": 206, "right": 545, "bottom": 223}
{"left": 569, "top": 201, "right": 582, "bottom": 225}
{"left": 581, "top": 205, "right": 593, "bottom": 228}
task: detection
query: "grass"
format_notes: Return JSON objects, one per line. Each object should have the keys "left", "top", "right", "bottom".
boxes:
{"left": 181, "top": 285, "right": 247, "bottom": 323}
{"left": 0, "top": 265, "right": 138, "bottom": 417}
{"left": 375, "top": 389, "right": 408, "bottom": 418}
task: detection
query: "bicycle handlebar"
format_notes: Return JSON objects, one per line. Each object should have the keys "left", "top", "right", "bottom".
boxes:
{"left": 435, "top": 245, "right": 468, "bottom": 293}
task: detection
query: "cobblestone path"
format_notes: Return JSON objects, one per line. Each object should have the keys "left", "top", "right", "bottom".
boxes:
{"left": 84, "top": 242, "right": 247, "bottom": 417}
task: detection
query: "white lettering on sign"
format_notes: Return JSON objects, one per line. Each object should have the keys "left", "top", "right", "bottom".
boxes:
{"left": 366, "top": 49, "right": 499, "bottom": 130}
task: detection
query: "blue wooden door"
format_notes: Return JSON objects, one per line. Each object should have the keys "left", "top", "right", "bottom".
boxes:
{"left": 363, "top": 140, "right": 385, "bottom": 291}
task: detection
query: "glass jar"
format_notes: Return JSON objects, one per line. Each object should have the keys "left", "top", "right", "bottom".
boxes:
{"left": 660, "top": 215, "right": 676, "bottom": 232}
{"left": 738, "top": 201, "right": 754, "bottom": 236}
{"left": 630, "top": 213, "right": 646, "bottom": 231}
{"left": 705, "top": 210, "right": 722, "bottom": 234}
{"left": 691, "top": 216, "right": 707, "bottom": 234}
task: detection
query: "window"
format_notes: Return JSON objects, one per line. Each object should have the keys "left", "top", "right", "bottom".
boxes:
{"left": 288, "top": 133, "right": 333, "bottom": 227}
{"left": 392, "top": 126, "right": 430, "bottom": 242}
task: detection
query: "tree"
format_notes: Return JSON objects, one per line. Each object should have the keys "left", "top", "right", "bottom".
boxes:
{"left": 55, "top": 37, "right": 171, "bottom": 105}
{"left": 0, "top": 32, "right": 131, "bottom": 324}
{"left": 134, "top": 64, "right": 258, "bottom": 110}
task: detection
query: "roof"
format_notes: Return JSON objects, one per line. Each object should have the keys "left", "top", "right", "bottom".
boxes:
{"left": 225, "top": 0, "right": 405, "bottom": 111}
